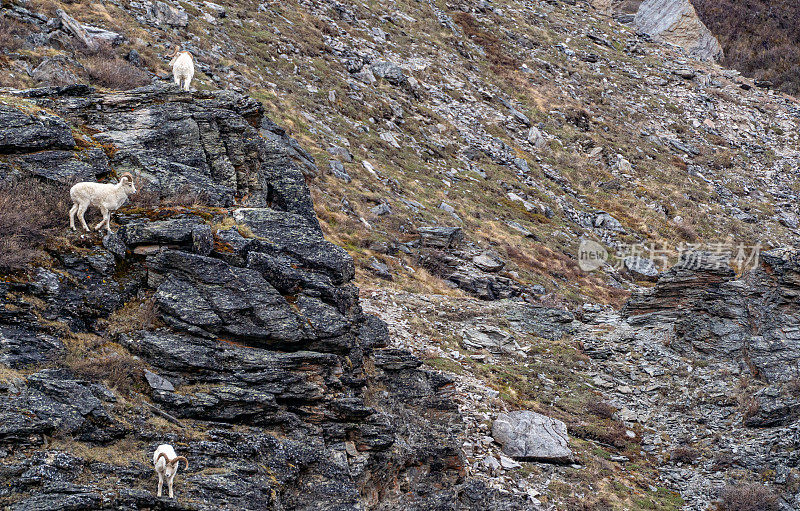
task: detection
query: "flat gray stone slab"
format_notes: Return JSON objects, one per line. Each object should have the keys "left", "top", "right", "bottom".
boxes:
{"left": 492, "top": 410, "right": 572, "bottom": 463}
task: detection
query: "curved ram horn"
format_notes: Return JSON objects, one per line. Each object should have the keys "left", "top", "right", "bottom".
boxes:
{"left": 156, "top": 452, "right": 170, "bottom": 465}
{"left": 118, "top": 172, "right": 134, "bottom": 183}
{"left": 172, "top": 456, "right": 189, "bottom": 470}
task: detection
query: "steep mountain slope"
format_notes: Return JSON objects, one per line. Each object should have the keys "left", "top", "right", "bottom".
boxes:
{"left": 3, "top": 0, "right": 800, "bottom": 510}
{"left": 3, "top": 0, "right": 800, "bottom": 304}
{"left": 0, "top": 85, "right": 495, "bottom": 510}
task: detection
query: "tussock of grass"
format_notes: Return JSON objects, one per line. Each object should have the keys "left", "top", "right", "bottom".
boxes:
{"left": 0, "top": 179, "right": 71, "bottom": 273}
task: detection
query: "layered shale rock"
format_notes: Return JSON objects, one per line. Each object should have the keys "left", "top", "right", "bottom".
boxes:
{"left": 577, "top": 250, "right": 800, "bottom": 507}
{"left": 633, "top": 0, "right": 723, "bottom": 61}
{"left": 0, "top": 84, "right": 506, "bottom": 510}
{"left": 624, "top": 249, "right": 800, "bottom": 383}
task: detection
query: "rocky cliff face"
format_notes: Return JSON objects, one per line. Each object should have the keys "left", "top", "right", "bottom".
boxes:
{"left": 624, "top": 250, "right": 800, "bottom": 383}
{"left": 5, "top": 0, "right": 800, "bottom": 507}
{"left": 595, "top": 0, "right": 724, "bottom": 61}
{"left": 633, "top": 0, "right": 723, "bottom": 62}
{"left": 571, "top": 250, "right": 800, "bottom": 509}
{"left": 0, "top": 85, "right": 514, "bottom": 510}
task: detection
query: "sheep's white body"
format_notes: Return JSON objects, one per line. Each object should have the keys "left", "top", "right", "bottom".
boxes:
{"left": 153, "top": 444, "right": 188, "bottom": 499}
{"left": 170, "top": 51, "right": 194, "bottom": 91}
{"left": 69, "top": 174, "right": 136, "bottom": 234}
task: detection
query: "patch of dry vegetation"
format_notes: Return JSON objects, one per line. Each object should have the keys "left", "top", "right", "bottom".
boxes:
{"left": 80, "top": 44, "right": 150, "bottom": 90}
{"left": 0, "top": 17, "right": 33, "bottom": 53}
{"left": 719, "top": 483, "right": 780, "bottom": 511}
{"left": 694, "top": 0, "right": 800, "bottom": 94}
{"left": 0, "top": 179, "right": 71, "bottom": 272}
{"left": 105, "top": 297, "right": 163, "bottom": 336}
{"left": 63, "top": 332, "right": 148, "bottom": 396}
{"left": 451, "top": 12, "right": 520, "bottom": 73}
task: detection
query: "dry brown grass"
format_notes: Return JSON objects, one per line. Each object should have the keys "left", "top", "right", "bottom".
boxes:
{"left": 694, "top": 0, "right": 800, "bottom": 95}
{"left": 0, "top": 17, "right": 33, "bottom": 53}
{"left": 669, "top": 446, "right": 699, "bottom": 464}
{"left": 675, "top": 220, "right": 700, "bottom": 243}
{"left": 741, "top": 395, "right": 760, "bottom": 422}
{"left": 0, "top": 179, "right": 71, "bottom": 272}
{"left": 586, "top": 400, "right": 616, "bottom": 420}
{"left": 80, "top": 44, "right": 150, "bottom": 90}
{"left": 709, "top": 149, "right": 736, "bottom": 170}
{"left": 64, "top": 333, "right": 147, "bottom": 396}
{"left": 718, "top": 483, "right": 780, "bottom": 511}
{"left": 52, "top": 435, "right": 147, "bottom": 467}
{"left": 451, "top": 12, "right": 520, "bottom": 73}
{"left": 106, "top": 297, "right": 163, "bottom": 336}
{"left": 568, "top": 419, "right": 634, "bottom": 449}
{"left": 0, "top": 365, "right": 26, "bottom": 384}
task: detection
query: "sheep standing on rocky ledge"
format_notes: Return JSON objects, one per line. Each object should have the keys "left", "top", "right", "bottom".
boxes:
{"left": 168, "top": 46, "right": 194, "bottom": 91}
{"left": 69, "top": 173, "right": 136, "bottom": 234}
{"left": 153, "top": 444, "right": 189, "bottom": 499}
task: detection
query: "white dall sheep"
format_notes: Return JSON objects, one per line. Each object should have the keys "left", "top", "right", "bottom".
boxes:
{"left": 153, "top": 444, "right": 189, "bottom": 499}
{"left": 69, "top": 173, "right": 136, "bottom": 234}
{"left": 168, "top": 47, "right": 194, "bottom": 91}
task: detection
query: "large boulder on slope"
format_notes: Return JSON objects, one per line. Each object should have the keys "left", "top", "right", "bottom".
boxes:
{"left": 634, "top": 0, "right": 723, "bottom": 61}
{"left": 492, "top": 411, "right": 573, "bottom": 463}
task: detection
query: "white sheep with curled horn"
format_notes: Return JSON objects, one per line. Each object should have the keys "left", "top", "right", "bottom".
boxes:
{"left": 167, "top": 46, "right": 195, "bottom": 91}
{"left": 69, "top": 172, "right": 137, "bottom": 234}
{"left": 153, "top": 444, "right": 189, "bottom": 499}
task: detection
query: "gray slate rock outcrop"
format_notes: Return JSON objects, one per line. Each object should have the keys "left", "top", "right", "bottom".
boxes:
{"left": 0, "top": 85, "right": 504, "bottom": 510}
{"left": 623, "top": 255, "right": 659, "bottom": 280}
{"left": 633, "top": 0, "right": 723, "bottom": 61}
{"left": 473, "top": 253, "right": 505, "bottom": 273}
{"left": 0, "top": 105, "right": 75, "bottom": 153}
{"left": 418, "top": 226, "right": 463, "bottom": 248}
{"left": 370, "top": 61, "right": 407, "bottom": 86}
{"left": 504, "top": 303, "right": 576, "bottom": 340}
{"left": 461, "top": 326, "right": 520, "bottom": 355}
{"left": 625, "top": 249, "right": 800, "bottom": 384}
{"left": 144, "top": 0, "right": 189, "bottom": 27}
{"left": 12, "top": 84, "right": 317, "bottom": 226}
{"left": 492, "top": 411, "right": 572, "bottom": 463}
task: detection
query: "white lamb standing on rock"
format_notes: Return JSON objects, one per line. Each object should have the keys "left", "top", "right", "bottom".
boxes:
{"left": 168, "top": 46, "right": 194, "bottom": 91}
{"left": 153, "top": 444, "right": 189, "bottom": 499}
{"left": 69, "top": 172, "right": 136, "bottom": 234}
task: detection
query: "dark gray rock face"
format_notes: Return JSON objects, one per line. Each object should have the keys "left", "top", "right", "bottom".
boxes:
{"left": 504, "top": 303, "right": 576, "bottom": 340}
{"left": 625, "top": 249, "right": 800, "bottom": 385}
{"left": 0, "top": 105, "right": 75, "bottom": 153}
{"left": 623, "top": 255, "right": 659, "bottom": 280}
{"left": 14, "top": 85, "right": 317, "bottom": 225}
{"left": 0, "top": 325, "right": 64, "bottom": 369}
{"left": 0, "top": 85, "right": 498, "bottom": 510}
{"left": 0, "top": 369, "right": 123, "bottom": 446}
{"left": 418, "top": 226, "right": 463, "bottom": 249}
{"left": 15, "top": 148, "right": 111, "bottom": 183}
{"left": 149, "top": 249, "right": 304, "bottom": 343}
{"left": 370, "top": 61, "right": 407, "bottom": 86}
{"left": 31, "top": 55, "right": 82, "bottom": 87}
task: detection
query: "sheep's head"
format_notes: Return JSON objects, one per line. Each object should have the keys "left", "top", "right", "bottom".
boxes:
{"left": 119, "top": 173, "right": 137, "bottom": 194}
{"left": 166, "top": 46, "right": 181, "bottom": 59}
{"left": 156, "top": 452, "right": 189, "bottom": 477}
